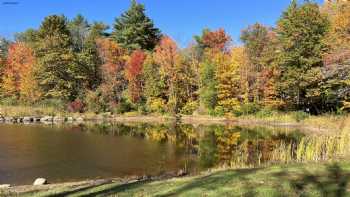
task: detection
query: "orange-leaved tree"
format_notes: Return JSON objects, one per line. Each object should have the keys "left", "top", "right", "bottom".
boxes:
{"left": 2, "top": 42, "right": 41, "bottom": 102}
{"left": 96, "top": 38, "right": 127, "bottom": 106}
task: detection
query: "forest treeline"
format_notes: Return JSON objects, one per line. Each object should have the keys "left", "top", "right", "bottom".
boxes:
{"left": 0, "top": 0, "right": 349, "bottom": 116}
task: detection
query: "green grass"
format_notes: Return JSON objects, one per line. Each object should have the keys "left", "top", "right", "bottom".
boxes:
{"left": 15, "top": 162, "right": 350, "bottom": 197}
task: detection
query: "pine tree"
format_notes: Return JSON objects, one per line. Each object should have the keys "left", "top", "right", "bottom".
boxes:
{"left": 113, "top": 0, "right": 161, "bottom": 51}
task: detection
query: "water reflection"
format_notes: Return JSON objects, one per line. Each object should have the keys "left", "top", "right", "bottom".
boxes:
{"left": 0, "top": 122, "right": 323, "bottom": 185}
{"left": 53, "top": 122, "right": 305, "bottom": 168}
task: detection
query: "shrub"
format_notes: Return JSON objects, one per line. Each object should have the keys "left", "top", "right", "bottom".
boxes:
{"left": 180, "top": 101, "right": 199, "bottom": 115}
{"left": 241, "top": 103, "right": 261, "bottom": 115}
{"left": 146, "top": 98, "right": 166, "bottom": 114}
{"left": 0, "top": 96, "right": 18, "bottom": 106}
{"left": 113, "top": 98, "right": 134, "bottom": 114}
{"left": 67, "top": 99, "right": 85, "bottom": 113}
{"left": 214, "top": 106, "right": 225, "bottom": 116}
{"left": 292, "top": 111, "right": 310, "bottom": 122}
{"left": 256, "top": 108, "right": 274, "bottom": 118}
{"left": 85, "top": 90, "right": 107, "bottom": 113}
{"left": 232, "top": 103, "right": 261, "bottom": 117}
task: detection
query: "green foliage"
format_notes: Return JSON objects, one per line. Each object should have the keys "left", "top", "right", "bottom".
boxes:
{"left": 276, "top": 1, "right": 330, "bottom": 112}
{"left": 209, "top": 106, "right": 225, "bottom": 117}
{"left": 113, "top": 97, "right": 134, "bottom": 114}
{"left": 232, "top": 103, "right": 262, "bottom": 117}
{"left": 142, "top": 54, "right": 165, "bottom": 99}
{"left": 292, "top": 111, "right": 310, "bottom": 122}
{"left": 35, "top": 15, "right": 83, "bottom": 100}
{"left": 255, "top": 108, "right": 274, "bottom": 118}
{"left": 113, "top": 0, "right": 161, "bottom": 51}
{"left": 180, "top": 100, "right": 199, "bottom": 115}
{"left": 200, "top": 61, "right": 218, "bottom": 111}
{"left": 0, "top": 96, "right": 18, "bottom": 106}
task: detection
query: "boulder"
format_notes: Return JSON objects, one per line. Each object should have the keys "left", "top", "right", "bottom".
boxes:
{"left": 67, "top": 117, "right": 74, "bottom": 122}
{"left": 177, "top": 169, "right": 188, "bottom": 177}
{"left": 4, "top": 117, "right": 14, "bottom": 123}
{"left": 76, "top": 117, "right": 84, "bottom": 122}
{"left": 33, "top": 178, "right": 47, "bottom": 186}
{"left": 23, "top": 117, "right": 33, "bottom": 122}
{"left": 53, "top": 116, "right": 65, "bottom": 122}
{"left": 40, "top": 116, "right": 53, "bottom": 122}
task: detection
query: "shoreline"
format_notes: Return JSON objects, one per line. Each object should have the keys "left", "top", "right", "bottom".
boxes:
{"left": 0, "top": 114, "right": 345, "bottom": 134}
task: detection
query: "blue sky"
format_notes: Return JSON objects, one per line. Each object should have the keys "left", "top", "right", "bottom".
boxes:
{"left": 0, "top": 0, "right": 323, "bottom": 46}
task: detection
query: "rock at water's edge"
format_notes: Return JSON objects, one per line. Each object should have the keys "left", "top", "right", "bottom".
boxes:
{"left": 33, "top": 178, "right": 47, "bottom": 186}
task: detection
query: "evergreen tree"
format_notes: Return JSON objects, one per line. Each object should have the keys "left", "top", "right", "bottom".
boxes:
{"left": 276, "top": 1, "right": 330, "bottom": 113}
{"left": 113, "top": 0, "right": 161, "bottom": 51}
{"left": 200, "top": 59, "right": 218, "bottom": 112}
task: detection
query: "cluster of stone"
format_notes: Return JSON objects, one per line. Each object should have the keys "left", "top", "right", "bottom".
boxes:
{"left": 0, "top": 115, "right": 84, "bottom": 124}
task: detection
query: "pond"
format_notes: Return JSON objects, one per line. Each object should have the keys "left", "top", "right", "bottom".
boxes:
{"left": 0, "top": 122, "right": 322, "bottom": 185}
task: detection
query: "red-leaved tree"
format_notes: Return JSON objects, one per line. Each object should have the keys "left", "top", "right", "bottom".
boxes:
{"left": 126, "top": 50, "right": 146, "bottom": 103}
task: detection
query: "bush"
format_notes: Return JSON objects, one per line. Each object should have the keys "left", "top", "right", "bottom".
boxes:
{"left": 146, "top": 98, "right": 166, "bottom": 114}
{"left": 67, "top": 99, "right": 85, "bottom": 113}
{"left": 180, "top": 101, "right": 199, "bottom": 115}
{"left": 256, "top": 108, "right": 274, "bottom": 118}
{"left": 0, "top": 96, "right": 18, "bottom": 106}
{"left": 85, "top": 90, "right": 107, "bottom": 113}
{"left": 113, "top": 98, "right": 134, "bottom": 114}
{"left": 241, "top": 103, "right": 261, "bottom": 115}
{"left": 232, "top": 103, "right": 261, "bottom": 117}
{"left": 214, "top": 106, "right": 225, "bottom": 116}
{"left": 292, "top": 111, "right": 310, "bottom": 122}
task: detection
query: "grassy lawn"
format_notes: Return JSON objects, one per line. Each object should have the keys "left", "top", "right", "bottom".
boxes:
{"left": 13, "top": 162, "right": 350, "bottom": 197}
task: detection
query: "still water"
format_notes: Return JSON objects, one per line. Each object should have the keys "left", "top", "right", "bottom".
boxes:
{"left": 0, "top": 123, "right": 305, "bottom": 185}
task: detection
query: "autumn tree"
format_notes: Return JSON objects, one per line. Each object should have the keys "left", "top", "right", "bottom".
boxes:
{"left": 113, "top": 0, "right": 161, "bottom": 51}
{"left": 240, "top": 24, "right": 280, "bottom": 107}
{"left": 276, "top": 1, "right": 330, "bottom": 112}
{"left": 195, "top": 28, "right": 232, "bottom": 113}
{"left": 216, "top": 47, "right": 247, "bottom": 112}
{"left": 95, "top": 38, "right": 127, "bottom": 109}
{"left": 1, "top": 42, "right": 40, "bottom": 102}
{"left": 125, "top": 50, "right": 146, "bottom": 103}
{"left": 154, "top": 36, "right": 187, "bottom": 114}
{"left": 324, "top": 1, "right": 350, "bottom": 64}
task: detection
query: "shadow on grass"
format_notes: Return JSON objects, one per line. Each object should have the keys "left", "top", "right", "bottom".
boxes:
{"left": 41, "top": 163, "right": 350, "bottom": 196}
{"left": 289, "top": 164, "right": 350, "bottom": 197}
{"left": 156, "top": 168, "right": 259, "bottom": 197}
{"left": 79, "top": 180, "right": 151, "bottom": 197}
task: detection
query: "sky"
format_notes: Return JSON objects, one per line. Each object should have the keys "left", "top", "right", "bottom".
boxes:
{"left": 0, "top": 0, "right": 324, "bottom": 47}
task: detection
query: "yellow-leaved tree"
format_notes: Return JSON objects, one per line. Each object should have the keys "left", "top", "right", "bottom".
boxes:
{"left": 216, "top": 47, "right": 244, "bottom": 113}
